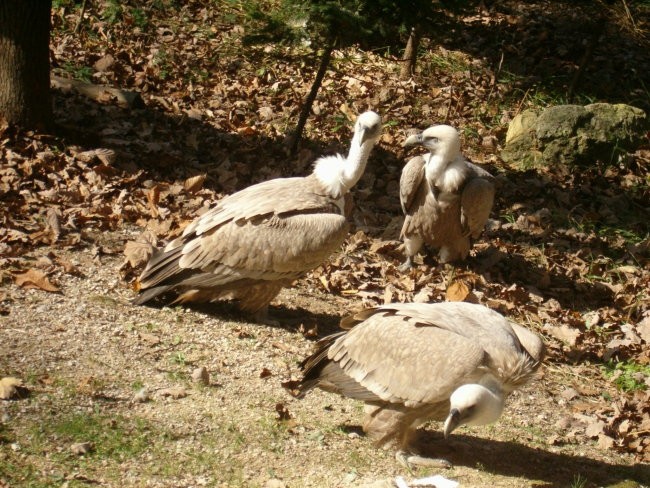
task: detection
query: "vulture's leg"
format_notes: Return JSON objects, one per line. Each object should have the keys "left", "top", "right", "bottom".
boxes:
{"left": 236, "top": 282, "right": 285, "bottom": 326}
{"left": 396, "top": 450, "right": 453, "bottom": 469}
{"left": 438, "top": 237, "right": 470, "bottom": 264}
{"left": 400, "top": 235, "right": 423, "bottom": 272}
{"left": 251, "top": 305, "right": 280, "bottom": 327}
{"left": 395, "top": 423, "right": 453, "bottom": 469}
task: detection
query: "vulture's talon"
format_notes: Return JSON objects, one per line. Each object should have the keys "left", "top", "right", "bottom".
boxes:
{"left": 252, "top": 308, "right": 280, "bottom": 327}
{"left": 396, "top": 450, "right": 453, "bottom": 469}
{"left": 398, "top": 258, "right": 414, "bottom": 273}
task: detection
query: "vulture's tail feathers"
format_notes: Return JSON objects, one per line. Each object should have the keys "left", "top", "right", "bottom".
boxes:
{"left": 131, "top": 285, "right": 173, "bottom": 305}
{"left": 296, "top": 331, "right": 347, "bottom": 396}
{"left": 339, "top": 307, "right": 380, "bottom": 329}
{"left": 137, "top": 245, "right": 185, "bottom": 288}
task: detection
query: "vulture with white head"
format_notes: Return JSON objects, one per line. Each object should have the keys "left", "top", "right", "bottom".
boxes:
{"left": 133, "top": 111, "right": 382, "bottom": 322}
{"left": 295, "top": 301, "right": 544, "bottom": 467}
{"left": 399, "top": 125, "right": 495, "bottom": 270}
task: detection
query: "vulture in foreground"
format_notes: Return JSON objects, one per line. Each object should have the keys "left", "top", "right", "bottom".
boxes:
{"left": 133, "top": 111, "right": 382, "bottom": 322}
{"left": 399, "top": 125, "right": 495, "bottom": 270}
{"left": 296, "top": 302, "right": 544, "bottom": 467}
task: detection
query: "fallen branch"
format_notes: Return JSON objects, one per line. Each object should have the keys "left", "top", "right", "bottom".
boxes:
{"left": 51, "top": 74, "right": 144, "bottom": 109}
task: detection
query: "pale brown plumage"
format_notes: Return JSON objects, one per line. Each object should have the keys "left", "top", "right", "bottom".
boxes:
{"left": 133, "top": 111, "right": 382, "bottom": 321}
{"left": 400, "top": 125, "right": 495, "bottom": 268}
{"left": 296, "top": 302, "right": 544, "bottom": 464}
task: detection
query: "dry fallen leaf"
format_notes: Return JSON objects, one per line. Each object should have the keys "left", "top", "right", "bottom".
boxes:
{"left": 544, "top": 323, "right": 581, "bottom": 347}
{"left": 13, "top": 269, "right": 60, "bottom": 293}
{"left": 159, "top": 387, "right": 187, "bottom": 399}
{"left": 275, "top": 402, "right": 292, "bottom": 421}
{"left": 123, "top": 233, "right": 157, "bottom": 268}
{"left": 70, "top": 442, "right": 94, "bottom": 455}
{"left": 446, "top": 280, "right": 470, "bottom": 302}
{"left": 183, "top": 174, "right": 206, "bottom": 193}
{"left": 0, "top": 377, "right": 28, "bottom": 400}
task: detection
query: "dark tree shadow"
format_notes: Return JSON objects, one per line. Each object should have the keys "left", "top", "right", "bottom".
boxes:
{"left": 416, "top": 430, "right": 650, "bottom": 487}
{"left": 143, "top": 299, "right": 342, "bottom": 336}
{"left": 336, "top": 424, "right": 648, "bottom": 487}
{"left": 414, "top": 0, "right": 650, "bottom": 112}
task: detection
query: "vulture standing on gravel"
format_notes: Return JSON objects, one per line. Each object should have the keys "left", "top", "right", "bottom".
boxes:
{"left": 399, "top": 125, "right": 495, "bottom": 270}
{"left": 295, "top": 301, "right": 544, "bottom": 467}
{"left": 133, "top": 111, "right": 382, "bottom": 322}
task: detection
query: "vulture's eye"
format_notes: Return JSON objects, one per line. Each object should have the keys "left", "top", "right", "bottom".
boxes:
{"left": 426, "top": 136, "right": 439, "bottom": 143}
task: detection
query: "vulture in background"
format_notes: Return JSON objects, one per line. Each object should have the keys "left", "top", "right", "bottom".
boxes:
{"left": 296, "top": 302, "right": 544, "bottom": 467}
{"left": 399, "top": 125, "right": 495, "bottom": 270}
{"left": 133, "top": 111, "right": 382, "bottom": 322}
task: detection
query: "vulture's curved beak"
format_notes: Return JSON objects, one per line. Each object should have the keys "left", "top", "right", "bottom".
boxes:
{"left": 359, "top": 123, "right": 381, "bottom": 146}
{"left": 443, "top": 408, "right": 461, "bottom": 439}
{"left": 360, "top": 127, "right": 372, "bottom": 146}
{"left": 403, "top": 133, "right": 423, "bottom": 147}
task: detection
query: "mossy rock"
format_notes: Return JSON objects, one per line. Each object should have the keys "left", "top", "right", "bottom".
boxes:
{"left": 501, "top": 103, "right": 648, "bottom": 169}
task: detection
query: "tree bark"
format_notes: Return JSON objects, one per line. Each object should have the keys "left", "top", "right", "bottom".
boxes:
{"left": 0, "top": 1, "right": 53, "bottom": 130}
{"left": 400, "top": 26, "right": 420, "bottom": 81}
{"left": 288, "top": 37, "right": 335, "bottom": 156}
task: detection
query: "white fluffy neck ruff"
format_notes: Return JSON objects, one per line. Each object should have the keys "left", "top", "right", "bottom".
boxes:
{"left": 313, "top": 129, "right": 375, "bottom": 198}
{"left": 425, "top": 153, "right": 467, "bottom": 193}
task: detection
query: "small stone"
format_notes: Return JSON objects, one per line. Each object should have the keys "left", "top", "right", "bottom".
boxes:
{"left": 94, "top": 54, "right": 115, "bottom": 72}
{"left": 133, "top": 387, "right": 150, "bottom": 403}
{"left": 264, "top": 479, "right": 286, "bottom": 488}
{"left": 347, "top": 432, "right": 360, "bottom": 440}
{"left": 70, "top": 441, "right": 94, "bottom": 455}
{"left": 555, "top": 416, "right": 572, "bottom": 429}
{"left": 597, "top": 434, "right": 615, "bottom": 450}
{"left": 191, "top": 367, "right": 210, "bottom": 385}
{"left": 560, "top": 387, "right": 579, "bottom": 401}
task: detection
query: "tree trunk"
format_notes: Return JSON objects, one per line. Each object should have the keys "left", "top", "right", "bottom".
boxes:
{"left": 400, "top": 26, "right": 420, "bottom": 81}
{"left": 288, "top": 37, "right": 335, "bottom": 156}
{"left": 0, "top": 1, "right": 53, "bottom": 130}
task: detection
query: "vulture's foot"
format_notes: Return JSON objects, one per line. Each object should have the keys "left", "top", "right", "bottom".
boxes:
{"left": 251, "top": 307, "right": 280, "bottom": 327}
{"left": 398, "top": 257, "right": 414, "bottom": 273}
{"left": 395, "top": 450, "right": 452, "bottom": 470}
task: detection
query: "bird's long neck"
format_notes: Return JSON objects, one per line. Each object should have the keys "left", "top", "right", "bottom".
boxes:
{"left": 313, "top": 135, "right": 373, "bottom": 199}
{"left": 342, "top": 131, "right": 373, "bottom": 189}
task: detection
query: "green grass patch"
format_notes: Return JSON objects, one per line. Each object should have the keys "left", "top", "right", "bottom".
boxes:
{"left": 603, "top": 360, "right": 650, "bottom": 392}
{"left": 60, "top": 62, "right": 94, "bottom": 82}
{"left": 46, "top": 411, "right": 153, "bottom": 460}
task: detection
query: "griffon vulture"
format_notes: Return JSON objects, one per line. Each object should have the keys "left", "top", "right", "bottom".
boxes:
{"left": 399, "top": 125, "right": 495, "bottom": 270}
{"left": 295, "top": 302, "right": 544, "bottom": 467}
{"left": 133, "top": 111, "right": 382, "bottom": 322}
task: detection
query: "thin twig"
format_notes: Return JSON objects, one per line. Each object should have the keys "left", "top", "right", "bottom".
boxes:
{"left": 73, "top": 0, "right": 88, "bottom": 35}
{"left": 621, "top": 0, "right": 637, "bottom": 31}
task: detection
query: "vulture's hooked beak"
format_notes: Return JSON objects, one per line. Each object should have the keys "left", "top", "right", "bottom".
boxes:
{"left": 359, "top": 127, "right": 372, "bottom": 146}
{"left": 403, "top": 132, "right": 423, "bottom": 148}
{"left": 443, "top": 408, "right": 461, "bottom": 439}
{"left": 359, "top": 123, "right": 380, "bottom": 146}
